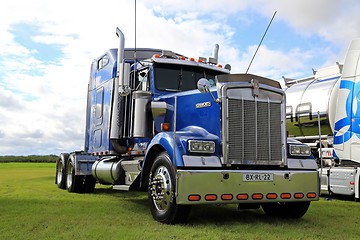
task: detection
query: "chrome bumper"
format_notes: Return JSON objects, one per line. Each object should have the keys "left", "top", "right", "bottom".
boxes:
{"left": 176, "top": 169, "right": 319, "bottom": 205}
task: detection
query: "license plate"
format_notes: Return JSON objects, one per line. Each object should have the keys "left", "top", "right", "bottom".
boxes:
{"left": 243, "top": 173, "right": 274, "bottom": 182}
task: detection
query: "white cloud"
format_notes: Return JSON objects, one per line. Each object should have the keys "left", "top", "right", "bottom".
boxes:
{"left": 1, "top": 0, "right": 360, "bottom": 155}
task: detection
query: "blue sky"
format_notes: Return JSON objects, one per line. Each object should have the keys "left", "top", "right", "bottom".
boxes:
{"left": 1, "top": 0, "right": 360, "bottom": 155}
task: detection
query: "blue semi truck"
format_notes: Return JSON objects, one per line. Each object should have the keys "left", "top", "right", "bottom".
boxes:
{"left": 55, "top": 27, "right": 319, "bottom": 223}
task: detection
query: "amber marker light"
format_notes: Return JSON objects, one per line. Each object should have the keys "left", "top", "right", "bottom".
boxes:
{"left": 281, "top": 193, "right": 291, "bottom": 199}
{"left": 266, "top": 193, "right": 277, "bottom": 199}
{"left": 188, "top": 195, "right": 201, "bottom": 201}
{"left": 237, "top": 194, "right": 249, "bottom": 200}
{"left": 294, "top": 193, "right": 304, "bottom": 199}
{"left": 252, "top": 193, "right": 263, "bottom": 200}
{"left": 221, "top": 194, "right": 233, "bottom": 200}
{"left": 161, "top": 123, "right": 170, "bottom": 131}
{"left": 205, "top": 194, "right": 217, "bottom": 201}
{"left": 307, "top": 192, "right": 316, "bottom": 198}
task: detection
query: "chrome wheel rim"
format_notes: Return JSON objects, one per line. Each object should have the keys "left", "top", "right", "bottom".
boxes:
{"left": 149, "top": 166, "right": 172, "bottom": 211}
{"left": 56, "top": 162, "right": 63, "bottom": 184}
{"left": 66, "top": 163, "right": 73, "bottom": 189}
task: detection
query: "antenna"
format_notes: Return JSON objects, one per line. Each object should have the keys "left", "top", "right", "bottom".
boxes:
{"left": 245, "top": 11, "right": 277, "bottom": 74}
{"left": 134, "top": 0, "right": 137, "bottom": 61}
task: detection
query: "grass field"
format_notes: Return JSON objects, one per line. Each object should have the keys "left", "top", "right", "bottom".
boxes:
{"left": 1, "top": 163, "right": 360, "bottom": 239}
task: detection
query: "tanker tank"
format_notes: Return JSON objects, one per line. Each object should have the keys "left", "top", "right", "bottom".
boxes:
{"left": 283, "top": 64, "right": 343, "bottom": 145}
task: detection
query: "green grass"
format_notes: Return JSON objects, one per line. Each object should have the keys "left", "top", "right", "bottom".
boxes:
{"left": 1, "top": 162, "right": 360, "bottom": 239}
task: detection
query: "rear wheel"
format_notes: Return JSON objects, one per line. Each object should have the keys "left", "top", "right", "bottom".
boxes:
{"left": 66, "top": 160, "right": 84, "bottom": 193}
{"left": 148, "top": 152, "right": 191, "bottom": 224}
{"left": 56, "top": 153, "right": 69, "bottom": 189}
{"left": 262, "top": 201, "right": 310, "bottom": 218}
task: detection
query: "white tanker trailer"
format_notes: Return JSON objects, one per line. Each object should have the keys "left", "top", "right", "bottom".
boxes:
{"left": 284, "top": 39, "right": 360, "bottom": 200}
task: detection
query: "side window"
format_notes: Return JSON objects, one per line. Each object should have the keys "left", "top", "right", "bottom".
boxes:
{"left": 95, "top": 89, "right": 104, "bottom": 119}
{"left": 98, "top": 54, "right": 109, "bottom": 70}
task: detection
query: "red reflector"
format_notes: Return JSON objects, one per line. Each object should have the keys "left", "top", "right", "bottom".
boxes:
{"left": 188, "top": 195, "right": 201, "bottom": 201}
{"left": 205, "top": 194, "right": 217, "bottom": 201}
{"left": 294, "top": 193, "right": 304, "bottom": 199}
{"left": 350, "top": 181, "right": 355, "bottom": 185}
{"left": 281, "top": 193, "right": 291, "bottom": 199}
{"left": 221, "top": 194, "right": 233, "bottom": 200}
{"left": 237, "top": 194, "right": 249, "bottom": 200}
{"left": 266, "top": 193, "right": 277, "bottom": 199}
{"left": 252, "top": 193, "right": 263, "bottom": 200}
{"left": 161, "top": 123, "right": 170, "bottom": 131}
{"left": 179, "top": 56, "right": 186, "bottom": 60}
{"left": 307, "top": 192, "right": 316, "bottom": 198}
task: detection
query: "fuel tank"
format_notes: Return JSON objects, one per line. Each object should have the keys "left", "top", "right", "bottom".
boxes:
{"left": 284, "top": 65, "right": 342, "bottom": 138}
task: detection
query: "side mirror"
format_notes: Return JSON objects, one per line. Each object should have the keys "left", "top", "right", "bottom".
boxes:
{"left": 197, "top": 78, "right": 210, "bottom": 93}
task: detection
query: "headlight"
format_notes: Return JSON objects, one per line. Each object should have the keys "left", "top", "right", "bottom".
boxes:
{"left": 188, "top": 140, "right": 215, "bottom": 153}
{"left": 289, "top": 144, "right": 311, "bottom": 157}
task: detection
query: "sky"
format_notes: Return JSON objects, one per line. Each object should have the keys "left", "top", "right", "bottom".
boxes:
{"left": 1, "top": 0, "right": 360, "bottom": 156}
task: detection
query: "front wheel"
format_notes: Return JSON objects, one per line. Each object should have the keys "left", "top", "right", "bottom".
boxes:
{"left": 148, "top": 152, "right": 191, "bottom": 224}
{"left": 262, "top": 201, "right": 310, "bottom": 218}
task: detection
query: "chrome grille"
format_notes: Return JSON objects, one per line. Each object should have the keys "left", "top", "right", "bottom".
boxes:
{"left": 227, "top": 98, "right": 282, "bottom": 165}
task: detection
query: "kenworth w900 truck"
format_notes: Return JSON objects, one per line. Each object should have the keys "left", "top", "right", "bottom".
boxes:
{"left": 55, "top": 27, "right": 319, "bottom": 224}
{"left": 284, "top": 39, "right": 360, "bottom": 200}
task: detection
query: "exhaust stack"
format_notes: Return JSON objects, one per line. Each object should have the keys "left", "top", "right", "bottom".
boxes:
{"left": 208, "top": 44, "right": 219, "bottom": 65}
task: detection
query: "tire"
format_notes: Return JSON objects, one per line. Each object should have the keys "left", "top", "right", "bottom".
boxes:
{"left": 56, "top": 153, "right": 69, "bottom": 189}
{"left": 66, "top": 160, "right": 84, "bottom": 193}
{"left": 262, "top": 201, "right": 310, "bottom": 218}
{"left": 148, "top": 152, "right": 191, "bottom": 224}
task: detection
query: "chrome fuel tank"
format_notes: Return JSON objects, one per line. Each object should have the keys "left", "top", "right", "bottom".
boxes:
{"left": 284, "top": 65, "right": 342, "bottom": 138}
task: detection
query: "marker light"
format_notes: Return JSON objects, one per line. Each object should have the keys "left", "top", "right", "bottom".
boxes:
{"left": 179, "top": 56, "right": 186, "bottom": 60}
{"left": 153, "top": 54, "right": 160, "bottom": 58}
{"left": 188, "top": 195, "right": 201, "bottom": 201}
{"left": 294, "top": 193, "right": 304, "bottom": 199}
{"left": 252, "top": 193, "right": 263, "bottom": 200}
{"left": 221, "top": 194, "right": 233, "bottom": 200}
{"left": 189, "top": 58, "right": 195, "bottom": 61}
{"left": 266, "top": 193, "right": 277, "bottom": 199}
{"left": 281, "top": 193, "right": 291, "bottom": 199}
{"left": 237, "top": 194, "right": 249, "bottom": 200}
{"left": 188, "top": 140, "right": 215, "bottom": 153}
{"left": 307, "top": 192, "right": 316, "bottom": 198}
{"left": 289, "top": 144, "right": 311, "bottom": 156}
{"left": 161, "top": 123, "right": 170, "bottom": 131}
{"left": 205, "top": 194, "right": 217, "bottom": 201}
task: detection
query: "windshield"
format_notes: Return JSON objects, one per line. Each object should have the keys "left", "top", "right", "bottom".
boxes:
{"left": 154, "top": 63, "right": 221, "bottom": 92}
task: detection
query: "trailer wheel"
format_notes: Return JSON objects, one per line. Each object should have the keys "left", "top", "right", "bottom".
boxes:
{"left": 148, "top": 152, "right": 191, "bottom": 224}
{"left": 262, "top": 201, "right": 310, "bottom": 218}
{"left": 56, "top": 153, "right": 69, "bottom": 189}
{"left": 66, "top": 160, "right": 84, "bottom": 193}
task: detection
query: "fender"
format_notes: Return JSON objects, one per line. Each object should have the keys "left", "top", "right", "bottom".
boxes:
{"left": 140, "top": 126, "right": 220, "bottom": 188}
